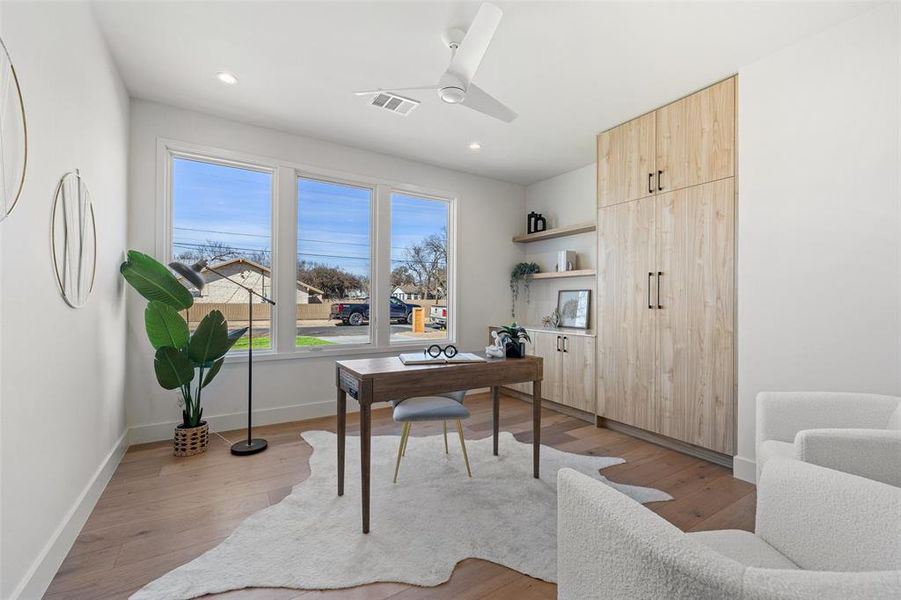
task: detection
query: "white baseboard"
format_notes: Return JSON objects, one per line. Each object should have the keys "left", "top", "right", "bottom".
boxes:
{"left": 128, "top": 400, "right": 339, "bottom": 445}
{"left": 11, "top": 430, "right": 129, "bottom": 600}
{"left": 733, "top": 455, "right": 757, "bottom": 484}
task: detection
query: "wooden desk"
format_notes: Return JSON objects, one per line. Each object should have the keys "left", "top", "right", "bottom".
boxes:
{"left": 335, "top": 354, "right": 544, "bottom": 533}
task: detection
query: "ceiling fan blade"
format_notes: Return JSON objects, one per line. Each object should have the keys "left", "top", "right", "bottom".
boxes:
{"left": 461, "top": 83, "right": 517, "bottom": 122}
{"left": 448, "top": 3, "right": 503, "bottom": 84}
{"left": 353, "top": 85, "right": 439, "bottom": 96}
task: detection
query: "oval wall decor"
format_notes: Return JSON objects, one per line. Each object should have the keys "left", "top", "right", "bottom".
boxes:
{"left": 0, "top": 36, "right": 27, "bottom": 222}
{"left": 51, "top": 170, "right": 97, "bottom": 308}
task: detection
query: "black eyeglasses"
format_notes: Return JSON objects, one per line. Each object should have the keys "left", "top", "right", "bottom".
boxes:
{"left": 425, "top": 344, "right": 457, "bottom": 359}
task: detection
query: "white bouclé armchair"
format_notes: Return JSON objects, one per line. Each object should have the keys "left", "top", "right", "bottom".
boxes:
{"left": 557, "top": 459, "right": 901, "bottom": 600}
{"left": 756, "top": 391, "right": 901, "bottom": 485}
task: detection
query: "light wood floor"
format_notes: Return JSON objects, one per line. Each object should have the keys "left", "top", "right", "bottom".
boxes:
{"left": 45, "top": 393, "right": 756, "bottom": 599}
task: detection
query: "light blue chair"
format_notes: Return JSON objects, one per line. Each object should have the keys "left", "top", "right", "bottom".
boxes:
{"left": 392, "top": 390, "right": 471, "bottom": 482}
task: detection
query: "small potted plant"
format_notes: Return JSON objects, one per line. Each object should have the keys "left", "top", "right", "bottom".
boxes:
{"left": 120, "top": 251, "right": 247, "bottom": 456}
{"left": 497, "top": 322, "right": 531, "bottom": 358}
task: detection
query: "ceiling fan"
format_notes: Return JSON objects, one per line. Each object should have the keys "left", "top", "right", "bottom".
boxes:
{"left": 354, "top": 3, "right": 517, "bottom": 123}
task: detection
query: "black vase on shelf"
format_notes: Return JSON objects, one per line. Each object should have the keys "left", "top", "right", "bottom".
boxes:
{"left": 534, "top": 214, "right": 547, "bottom": 232}
{"left": 527, "top": 211, "right": 538, "bottom": 234}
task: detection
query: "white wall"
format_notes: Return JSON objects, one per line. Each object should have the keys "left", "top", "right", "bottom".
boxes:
{"left": 127, "top": 100, "right": 524, "bottom": 440}
{"left": 735, "top": 3, "right": 901, "bottom": 482}
{"left": 518, "top": 164, "right": 596, "bottom": 326}
{"left": 0, "top": 2, "right": 130, "bottom": 598}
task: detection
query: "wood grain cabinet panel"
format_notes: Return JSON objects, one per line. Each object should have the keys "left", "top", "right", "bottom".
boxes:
{"left": 655, "top": 179, "right": 735, "bottom": 454}
{"left": 596, "top": 200, "right": 657, "bottom": 429}
{"left": 560, "top": 335, "right": 596, "bottom": 413}
{"left": 656, "top": 78, "right": 734, "bottom": 193}
{"left": 597, "top": 112, "right": 656, "bottom": 208}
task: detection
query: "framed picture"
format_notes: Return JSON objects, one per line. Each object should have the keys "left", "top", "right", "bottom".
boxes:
{"left": 556, "top": 289, "right": 590, "bottom": 329}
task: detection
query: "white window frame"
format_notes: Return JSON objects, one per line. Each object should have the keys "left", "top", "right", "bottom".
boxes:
{"left": 156, "top": 138, "right": 457, "bottom": 362}
{"left": 158, "top": 140, "right": 279, "bottom": 357}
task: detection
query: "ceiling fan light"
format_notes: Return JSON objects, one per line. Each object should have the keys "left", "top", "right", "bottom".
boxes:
{"left": 438, "top": 86, "right": 466, "bottom": 104}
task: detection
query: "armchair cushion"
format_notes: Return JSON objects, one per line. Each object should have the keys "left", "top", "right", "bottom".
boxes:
{"left": 757, "top": 440, "right": 796, "bottom": 468}
{"left": 688, "top": 530, "right": 798, "bottom": 569}
{"left": 795, "top": 428, "right": 901, "bottom": 487}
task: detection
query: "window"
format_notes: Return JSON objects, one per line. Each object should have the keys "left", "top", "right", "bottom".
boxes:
{"left": 296, "top": 177, "right": 372, "bottom": 346}
{"left": 390, "top": 192, "right": 450, "bottom": 343}
{"left": 170, "top": 156, "right": 273, "bottom": 350}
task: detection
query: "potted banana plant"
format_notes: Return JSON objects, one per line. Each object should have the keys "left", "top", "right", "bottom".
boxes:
{"left": 120, "top": 250, "right": 247, "bottom": 456}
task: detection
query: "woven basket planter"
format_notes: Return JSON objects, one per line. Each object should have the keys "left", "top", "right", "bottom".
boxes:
{"left": 174, "top": 421, "right": 209, "bottom": 457}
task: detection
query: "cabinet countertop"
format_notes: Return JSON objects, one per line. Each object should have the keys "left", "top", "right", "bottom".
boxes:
{"left": 490, "top": 325, "right": 596, "bottom": 338}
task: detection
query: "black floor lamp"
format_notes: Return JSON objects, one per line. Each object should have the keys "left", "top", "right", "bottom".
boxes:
{"left": 170, "top": 259, "right": 275, "bottom": 456}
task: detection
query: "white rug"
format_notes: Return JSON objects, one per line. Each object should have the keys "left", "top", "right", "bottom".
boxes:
{"left": 132, "top": 430, "right": 671, "bottom": 599}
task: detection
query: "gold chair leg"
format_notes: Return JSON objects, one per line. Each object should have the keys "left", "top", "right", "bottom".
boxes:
{"left": 402, "top": 422, "right": 412, "bottom": 457}
{"left": 393, "top": 422, "right": 410, "bottom": 484}
{"left": 455, "top": 419, "right": 472, "bottom": 478}
{"left": 443, "top": 421, "right": 448, "bottom": 454}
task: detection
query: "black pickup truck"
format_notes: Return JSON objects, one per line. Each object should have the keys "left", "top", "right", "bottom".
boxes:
{"left": 329, "top": 297, "right": 420, "bottom": 326}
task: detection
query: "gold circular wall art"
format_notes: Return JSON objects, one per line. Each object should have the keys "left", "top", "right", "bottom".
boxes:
{"left": 0, "top": 36, "right": 27, "bottom": 222}
{"left": 51, "top": 171, "right": 97, "bottom": 308}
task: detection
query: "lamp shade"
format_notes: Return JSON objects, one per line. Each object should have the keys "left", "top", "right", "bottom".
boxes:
{"left": 168, "top": 259, "right": 207, "bottom": 291}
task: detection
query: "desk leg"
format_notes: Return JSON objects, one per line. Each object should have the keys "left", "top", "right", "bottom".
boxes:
{"left": 337, "top": 388, "right": 346, "bottom": 497}
{"left": 491, "top": 386, "right": 499, "bottom": 456}
{"left": 532, "top": 380, "right": 541, "bottom": 479}
{"left": 360, "top": 398, "right": 372, "bottom": 534}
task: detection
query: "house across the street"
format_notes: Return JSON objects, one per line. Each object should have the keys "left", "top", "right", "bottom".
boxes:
{"left": 189, "top": 258, "right": 325, "bottom": 304}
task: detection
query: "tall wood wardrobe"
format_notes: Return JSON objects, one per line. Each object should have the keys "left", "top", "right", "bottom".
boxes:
{"left": 596, "top": 77, "right": 736, "bottom": 457}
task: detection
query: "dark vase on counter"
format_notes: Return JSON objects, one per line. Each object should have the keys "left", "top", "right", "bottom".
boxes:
{"left": 505, "top": 340, "right": 525, "bottom": 358}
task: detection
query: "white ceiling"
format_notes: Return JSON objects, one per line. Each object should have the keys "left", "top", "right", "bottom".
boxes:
{"left": 92, "top": 1, "right": 873, "bottom": 185}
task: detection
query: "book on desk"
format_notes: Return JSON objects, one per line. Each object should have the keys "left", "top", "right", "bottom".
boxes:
{"left": 398, "top": 352, "right": 487, "bottom": 366}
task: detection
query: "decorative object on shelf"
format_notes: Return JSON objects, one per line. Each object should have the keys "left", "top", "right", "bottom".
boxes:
{"left": 50, "top": 170, "right": 97, "bottom": 308}
{"left": 486, "top": 331, "right": 506, "bottom": 358}
{"left": 510, "top": 261, "right": 540, "bottom": 317}
{"left": 541, "top": 308, "right": 561, "bottom": 329}
{"left": 534, "top": 213, "right": 546, "bottom": 232}
{"left": 169, "top": 259, "right": 275, "bottom": 457}
{"left": 119, "top": 250, "right": 248, "bottom": 457}
{"left": 527, "top": 211, "right": 538, "bottom": 234}
{"left": 556, "top": 250, "right": 577, "bottom": 272}
{"left": 557, "top": 289, "right": 591, "bottom": 329}
{"left": 497, "top": 322, "right": 531, "bottom": 358}
{"left": 0, "top": 36, "right": 27, "bottom": 223}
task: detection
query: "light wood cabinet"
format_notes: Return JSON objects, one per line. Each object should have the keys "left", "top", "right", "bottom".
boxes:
{"left": 490, "top": 327, "right": 596, "bottom": 414}
{"left": 656, "top": 78, "right": 735, "bottom": 192}
{"left": 595, "top": 77, "right": 736, "bottom": 456}
{"left": 597, "top": 199, "right": 656, "bottom": 428}
{"left": 597, "top": 111, "right": 656, "bottom": 208}
{"left": 597, "top": 77, "right": 735, "bottom": 207}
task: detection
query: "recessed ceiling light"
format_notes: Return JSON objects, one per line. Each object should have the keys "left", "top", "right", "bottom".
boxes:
{"left": 216, "top": 71, "right": 238, "bottom": 85}
{"left": 469, "top": 142, "right": 481, "bottom": 151}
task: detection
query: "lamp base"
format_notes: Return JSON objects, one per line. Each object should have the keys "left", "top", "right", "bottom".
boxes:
{"left": 231, "top": 438, "right": 268, "bottom": 456}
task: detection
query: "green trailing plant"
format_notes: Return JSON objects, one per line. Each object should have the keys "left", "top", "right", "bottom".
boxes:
{"left": 120, "top": 250, "right": 247, "bottom": 428}
{"left": 510, "top": 262, "right": 540, "bottom": 316}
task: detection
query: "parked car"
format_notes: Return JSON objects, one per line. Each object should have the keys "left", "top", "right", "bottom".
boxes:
{"left": 329, "top": 297, "right": 420, "bottom": 326}
{"left": 429, "top": 305, "right": 448, "bottom": 329}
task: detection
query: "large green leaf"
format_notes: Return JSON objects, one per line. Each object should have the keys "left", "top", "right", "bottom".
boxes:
{"left": 120, "top": 250, "right": 194, "bottom": 310}
{"left": 187, "top": 310, "right": 232, "bottom": 365}
{"left": 201, "top": 358, "right": 224, "bottom": 389}
{"left": 145, "top": 301, "right": 189, "bottom": 350}
{"left": 153, "top": 346, "right": 195, "bottom": 390}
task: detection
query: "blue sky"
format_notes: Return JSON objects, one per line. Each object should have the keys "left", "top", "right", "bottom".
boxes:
{"left": 172, "top": 158, "right": 448, "bottom": 278}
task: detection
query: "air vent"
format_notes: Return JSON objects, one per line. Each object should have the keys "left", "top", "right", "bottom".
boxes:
{"left": 368, "top": 91, "right": 419, "bottom": 116}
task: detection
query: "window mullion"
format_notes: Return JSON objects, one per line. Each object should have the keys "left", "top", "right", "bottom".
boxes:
{"left": 372, "top": 184, "right": 392, "bottom": 347}
{"left": 274, "top": 166, "right": 297, "bottom": 354}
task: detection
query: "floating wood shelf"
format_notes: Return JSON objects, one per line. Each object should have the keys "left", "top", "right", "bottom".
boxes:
{"left": 531, "top": 269, "right": 596, "bottom": 280}
{"left": 512, "top": 221, "right": 596, "bottom": 243}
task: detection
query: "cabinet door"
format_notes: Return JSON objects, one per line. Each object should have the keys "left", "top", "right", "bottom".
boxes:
{"left": 656, "top": 78, "right": 734, "bottom": 193}
{"left": 597, "top": 199, "right": 656, "bottom": 429}
{"left": 597, "top": 112, "right": 656, "bottom": 208}
{"left": 655, "top": 178, "right": 735, "bottom": 453}
{"left": 560, "top": 335, "right": 596, "bottom": 413}
{"left": 533, "top": 331, "right": 563, "bottom": 402}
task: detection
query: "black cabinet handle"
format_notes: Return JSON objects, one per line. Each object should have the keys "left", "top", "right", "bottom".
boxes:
{"left": 563, "top": 337, "right": 568, "bottom": 353}
{"left": 648, "top": 272, "right": 653, "bottom": 309}
{"left": 556, "top": 336, "right": 561, "bottom": 352}
{"left": 657, "top": 272, "right": 663, "bottom": 309}
{"left": 648, "top": 173, "right": 653, "bottom": 194}
{"left": 657, "top": 170, "right": 664, "bottom": 191}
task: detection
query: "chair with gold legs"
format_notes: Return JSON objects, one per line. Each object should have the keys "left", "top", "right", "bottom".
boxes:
{"left": 392, "top": 390, "right": 472, "bottom": 483}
